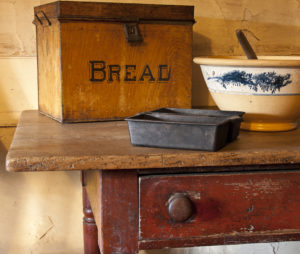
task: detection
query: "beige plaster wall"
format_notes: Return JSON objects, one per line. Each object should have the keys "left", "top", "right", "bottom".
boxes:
{"left": 0, "top": 128, "right": 83, "bottom": 253}
{"left": 0, "top": 0, "right": 299, "bottom": 253}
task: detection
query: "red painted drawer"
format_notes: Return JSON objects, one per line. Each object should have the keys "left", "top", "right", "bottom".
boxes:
{"left": 139, "top": 171, "right": 300, "bottom": 241}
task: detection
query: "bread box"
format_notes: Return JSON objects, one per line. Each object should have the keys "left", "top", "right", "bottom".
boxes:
{"left": 33, "top": 1, "right": 194, "bottom": 122}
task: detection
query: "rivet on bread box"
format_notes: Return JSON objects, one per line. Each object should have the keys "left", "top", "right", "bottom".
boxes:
{"left": 33, "top": 1, "right": 195, "bottom": 122}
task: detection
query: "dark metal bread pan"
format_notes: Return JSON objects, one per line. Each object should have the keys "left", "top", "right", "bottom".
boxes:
{"left": 149, "top": 108, "right": 244, "bottom": 142}
{"left": 126, "top": 113, "right": 231, "bottom": 151}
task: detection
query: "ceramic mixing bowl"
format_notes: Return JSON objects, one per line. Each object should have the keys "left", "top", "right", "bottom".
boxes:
{"left": 193, "top": 56, "right": 300, "bottom": 131}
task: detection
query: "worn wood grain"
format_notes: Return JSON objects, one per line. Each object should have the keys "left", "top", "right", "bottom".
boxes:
{"left": 85, "top": 170, "right": 138, "bottom": 254}
{"left": 35, "top": 19, "right": 62, "bottom": 120}
{"left": 59, "top": 21, "right": 192, "bottom": 121}
{"left": 6, "top": 110, "right": 300, "bottom": 172}
{"left": 139, "top": 171, "right": 300, "bottom": 248}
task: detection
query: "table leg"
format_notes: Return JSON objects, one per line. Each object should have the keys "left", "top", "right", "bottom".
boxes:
{"left": 85, "top": 170, "right": 139, "bottom": 254}
{"left": 82, "top": 171, "right": 101, "bottom": 254}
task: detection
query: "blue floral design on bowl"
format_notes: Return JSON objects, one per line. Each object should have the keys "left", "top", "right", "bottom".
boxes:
{"left": 208, "top": 71, "right": 292, "bottom": 94}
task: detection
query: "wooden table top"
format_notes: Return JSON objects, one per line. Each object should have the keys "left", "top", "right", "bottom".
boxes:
{"left": 6, "top": 110, "right": 300, "bottom": 172}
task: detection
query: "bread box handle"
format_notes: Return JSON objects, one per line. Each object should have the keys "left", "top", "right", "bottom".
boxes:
{"left": 123, "top": 22, "right": 143, "bottom": 43}
{"left": 34, "top": 11, "right": 51, "bottom": 26}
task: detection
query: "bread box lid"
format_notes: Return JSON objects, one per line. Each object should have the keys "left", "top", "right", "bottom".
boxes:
{"left": 34, "top": 1, "right": 195, "bottom": 23}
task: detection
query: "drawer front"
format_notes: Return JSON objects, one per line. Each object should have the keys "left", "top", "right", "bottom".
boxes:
{"left": 139, "top": 171, "right": 300, "bottom": 240}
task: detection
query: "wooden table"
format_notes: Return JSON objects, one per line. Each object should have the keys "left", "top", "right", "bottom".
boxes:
{"left": 6, "top": 110, "right": 300, "bottom": 254}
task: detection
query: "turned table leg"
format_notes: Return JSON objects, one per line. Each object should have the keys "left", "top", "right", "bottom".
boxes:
{"left": 82, "top": 171, "right": 101, "bottom": 254}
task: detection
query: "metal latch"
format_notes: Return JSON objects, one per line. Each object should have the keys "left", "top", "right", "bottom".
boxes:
{"left": 123, "top": 23, "right": 143, "bottom": 43}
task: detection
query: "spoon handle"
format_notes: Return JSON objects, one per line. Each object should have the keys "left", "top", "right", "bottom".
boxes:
{"left": 236, "top": 30, "right": 257, "bottom": 59}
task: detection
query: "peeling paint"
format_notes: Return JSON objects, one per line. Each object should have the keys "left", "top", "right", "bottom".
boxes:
{"left": 247, "top": 205, "right": 254, "bottom": 213}
{"left": 224, "top": 178, "right": 284, "bottom": 194}
{"left": 187, "top": 191, "right": 201, "bottom": 200}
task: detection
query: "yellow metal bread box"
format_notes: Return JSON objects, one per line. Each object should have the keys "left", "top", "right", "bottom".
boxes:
{"left": 34, "top": 1, "right": 194, "bottom": 122}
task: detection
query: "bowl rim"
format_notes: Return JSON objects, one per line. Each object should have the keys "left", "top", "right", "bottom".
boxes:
{"left": 193, "top": 56, "right": 300, "bottom": 67}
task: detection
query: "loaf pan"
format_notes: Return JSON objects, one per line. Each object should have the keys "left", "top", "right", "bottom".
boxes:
{"left": 126, "top": 112, "right": 237, "bottom": 151}
{"left": 150, "top": 108, "right": 244, "bottom": 142}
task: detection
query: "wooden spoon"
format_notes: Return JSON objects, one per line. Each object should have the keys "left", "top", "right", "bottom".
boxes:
{"left": 236, "top": 29, "right": 258, "bottom": 59}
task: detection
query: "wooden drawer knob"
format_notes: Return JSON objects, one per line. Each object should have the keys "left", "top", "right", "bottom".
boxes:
{"left": 168, "top": 193, "right": 194, "bottom": 222}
